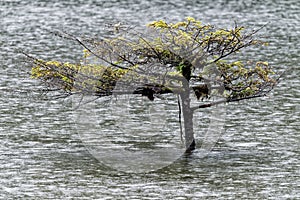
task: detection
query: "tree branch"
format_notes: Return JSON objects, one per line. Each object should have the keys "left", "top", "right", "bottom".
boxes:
{"left": 191, "top": 93, "right": 268, "bottom": 112}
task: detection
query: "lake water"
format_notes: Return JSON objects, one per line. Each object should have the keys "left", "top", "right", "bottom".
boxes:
{"left": 1, "top": 0, "right": 299, "bottom": 199}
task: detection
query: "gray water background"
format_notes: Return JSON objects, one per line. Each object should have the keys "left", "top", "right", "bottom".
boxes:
{"left": 0, "top": 0, "right": 299, "bottom": 199}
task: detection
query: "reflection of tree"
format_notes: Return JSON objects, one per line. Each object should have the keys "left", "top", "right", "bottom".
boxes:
{"left": 24, "top": 17, "right": 281, "bottom": 152}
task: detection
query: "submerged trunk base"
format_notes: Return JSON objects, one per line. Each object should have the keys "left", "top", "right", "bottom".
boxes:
{"left": 185, "top": 139, "right": 196, "bottom": 153}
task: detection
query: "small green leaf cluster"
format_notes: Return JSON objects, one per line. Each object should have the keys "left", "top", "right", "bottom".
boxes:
{"left": 31, "top": 60, "right": 79, "bottom": 91}
{"left": 31, "top": 58, "right": 128, "bottom": 94}
{"left": 216, "top": 60, "right": 277, "bottom": 99}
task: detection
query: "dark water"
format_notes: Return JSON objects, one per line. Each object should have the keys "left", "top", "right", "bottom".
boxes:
{"left": 1, "top": 0, "right": 299, "bottom": 199}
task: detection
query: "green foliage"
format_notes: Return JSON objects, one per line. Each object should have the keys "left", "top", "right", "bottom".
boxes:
{"left": 26, "top": 17, "right": 279, "bottom": 103}
{"left": 31, "top": 57, "right": 128, "bottom": 94}
{"left": 216, "top": 60, "right": 276, "bottom": 99}
{"left": 31, "top": 60, "right": 79, "bottom": 91}
{"left": 147, "top": 17, "right": 278, "bottom": 100}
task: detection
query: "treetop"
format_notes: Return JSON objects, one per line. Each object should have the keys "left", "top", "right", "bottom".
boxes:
{"left": 24, "top": 17, "right": 280, "bottom": 107}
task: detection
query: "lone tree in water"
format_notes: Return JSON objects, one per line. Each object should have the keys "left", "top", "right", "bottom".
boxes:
{"left": 25, "top": 17, "right": 280, "bottom": 152}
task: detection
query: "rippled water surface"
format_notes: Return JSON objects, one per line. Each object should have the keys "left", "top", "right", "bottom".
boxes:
{"left": 1, "top": 0, "right": 299, "bottom": 199}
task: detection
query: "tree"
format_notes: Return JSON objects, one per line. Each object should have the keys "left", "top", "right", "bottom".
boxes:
{"left": 24, "top": 17, "right": 280, "bottom": 153}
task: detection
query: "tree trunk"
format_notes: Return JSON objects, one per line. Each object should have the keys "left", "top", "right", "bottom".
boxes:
{"left": 180, "top": 83, "right": 195, "bottom": 152}
{"left": 179, "top": 63, "right": 195, "bottom": 152}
